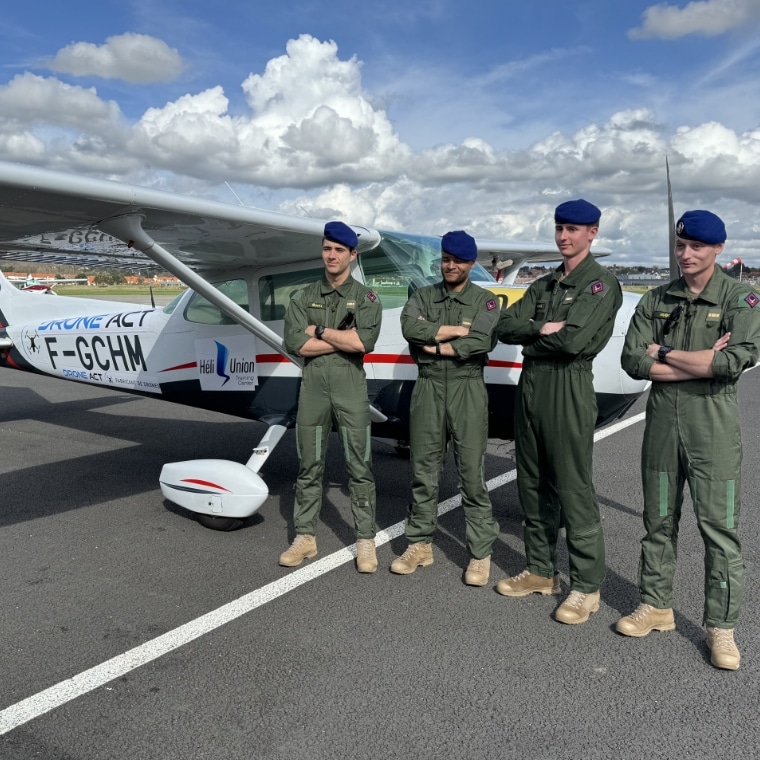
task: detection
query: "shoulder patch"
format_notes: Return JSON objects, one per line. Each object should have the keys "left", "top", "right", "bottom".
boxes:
{"left": 486, "top": 298, "right": 497, "bottom": 311}
{"left": 744, "top": 292, "right": 759, "bottom": 308}
{"left": 590, "top": 281, "right": 605, "bottom": 295}
{"left": 366, "top": 291, "right": 378, "bottom": 302}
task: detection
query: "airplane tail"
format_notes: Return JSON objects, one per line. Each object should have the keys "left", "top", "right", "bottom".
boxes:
{"left": 0, "top": 269, "right": 21, "bottom": 328}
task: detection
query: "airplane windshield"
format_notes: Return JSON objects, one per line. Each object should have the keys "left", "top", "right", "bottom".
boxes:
{"left": 163, "top": 291, "right": 185, "bottom": 315}
{"left": 358, "top": 231, "right": 495, "bottom": 309}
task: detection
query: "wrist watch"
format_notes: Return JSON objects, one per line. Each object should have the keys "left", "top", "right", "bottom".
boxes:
{"left": 657, "top": 345, "right": 673, "bottom": 363}
{"left": 315, "top": 325, "right": 326, "bottom": 340}
{"left": 435, "top": 342, "right": 441, "bottom": 356}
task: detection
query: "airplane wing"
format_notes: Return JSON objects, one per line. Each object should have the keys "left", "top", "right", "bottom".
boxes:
{"left": 0, "top": 161, "right": 380, "bottom": 273}
{"left": 0, "top": 160, "right": 388, "bottom": 421}
{"left": 475, "top": 238, "right": 613, "bottom": 282}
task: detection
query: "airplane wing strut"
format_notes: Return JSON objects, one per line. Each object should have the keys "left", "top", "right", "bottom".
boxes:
{"left": 98, "top": 214, "right": 300, "bottom": 364}
{"left": 97, "top": 213, "right": 388, "bottom": 424}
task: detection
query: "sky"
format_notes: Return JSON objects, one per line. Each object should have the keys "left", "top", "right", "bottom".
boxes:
{"left": 2, "top": 0, "right": 760, "bottom": 267}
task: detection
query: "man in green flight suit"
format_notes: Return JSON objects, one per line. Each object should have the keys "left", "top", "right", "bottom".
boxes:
{"left": 617, "top": 210, "right": 760, "bottom": 670}
{"left": 281, "top": 221, "right": 382, "bottom": 573}
{"left": 390, "top": 230, "right": 500, "bottom": 586}
{"left": 497, "top": 199, "right": 622, "bottom": 624}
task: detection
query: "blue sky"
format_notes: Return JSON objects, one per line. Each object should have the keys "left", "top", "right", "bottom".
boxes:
{"left": 2, "top": 0, "right": 760, "bottom": 265}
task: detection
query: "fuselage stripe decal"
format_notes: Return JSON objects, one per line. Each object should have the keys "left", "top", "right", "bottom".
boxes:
{"left": 160, "top": 362, "right": 197, "bottom": 373}
{"left": 179, "top": 478, "right": 231, "bottom": 493}
{"left": 254, "top": 353, "right": 522, "bottom": 369}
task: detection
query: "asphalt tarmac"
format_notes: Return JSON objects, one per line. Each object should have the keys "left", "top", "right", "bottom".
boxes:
{"left": 1, "top": 366, "right": 759, "bottom": 759}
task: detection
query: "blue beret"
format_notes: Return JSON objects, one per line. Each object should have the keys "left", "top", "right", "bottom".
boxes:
{"left": 554, "top": 199, "right": 601, "bottom": 225}
{"left": 676, "top": 210, "right": 726, "bottom": 245}
{"left": 324, "top": 221, "right": 358, "bottom": 249}
{"left": 441, "top": 230, "right": 477, "bottom": 261}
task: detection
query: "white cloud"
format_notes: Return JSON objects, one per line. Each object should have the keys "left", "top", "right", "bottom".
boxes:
{"left": 125, "top": 34, "right": 411, "bottom": 187}
{"left": 629, "top": 0, "right": 760, "bottom": 40}
{"left": 0, "top": 73, "right": 123, "bottom": 132}
{"left": 48, "top": 33, "right": 184, "bottom": 83}
{"left": 2, "top": 34, "right": 760, "bottom": 265}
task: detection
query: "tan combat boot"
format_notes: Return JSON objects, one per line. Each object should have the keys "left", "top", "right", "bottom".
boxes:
{"left": 356, "top": 538, "right": 378, "bottom": 574}
{"left": 496, "top": 569, "right": 561, "bottom": 597}
{"left": 279, "top": 534, "right": 317, "bottom": 567}
{"left": 464, "top": 556, "right": 491, "bottom": 587}
{"left": 616, "top": 604, "right": 675, "bottom": 637}
{"left": 390, "top": 542, "right": 433, "bottom": 574}
{"left": 555, "top": 589, "right": 600, "bottom": 625}
{"left": 706, "top": 627, "right": 741, "bottom": 670}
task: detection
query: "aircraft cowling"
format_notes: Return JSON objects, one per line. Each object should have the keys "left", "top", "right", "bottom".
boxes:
{"left": 159, "top": 459, "right": 269, "bottom": 519}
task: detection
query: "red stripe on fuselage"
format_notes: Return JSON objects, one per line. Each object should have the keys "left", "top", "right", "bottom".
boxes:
{"left": 181, "top": 478, "right": 231, "bottom": 492}
{"left": 254, "top": 353, "right": 521, "bottom": 369}
{"left": 160, "top": 361, "right": 198, "bottom": 372}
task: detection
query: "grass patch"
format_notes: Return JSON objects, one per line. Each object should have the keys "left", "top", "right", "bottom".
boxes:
{"left": 53, "top": 285, "right": 187, "bottom": 298}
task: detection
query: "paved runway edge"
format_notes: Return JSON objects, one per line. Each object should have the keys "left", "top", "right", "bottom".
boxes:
{"left": 0, "top": 412, "right": 645, "bottom": 736}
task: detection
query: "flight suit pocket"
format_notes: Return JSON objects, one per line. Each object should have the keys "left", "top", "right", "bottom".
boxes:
{"left": 306, "top": 303, "right": 327, "bottom": 326}
{"left": 565, "top": 292, "right": 600, "bottom": 327}
{"left": 533, "top": 300, "right": 549, "bottom": 321}
{"left": 470, "top": 308, "right": 497, "bottom": 334}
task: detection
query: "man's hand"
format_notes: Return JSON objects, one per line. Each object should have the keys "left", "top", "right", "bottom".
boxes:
{"left": 305, "top": 324, "right": 316, "bottom": 337}
{"left": 539, "top": 320, "right": 565, "bottom": 336}
{"left": 713, "top": 332, "right": 731, "bottom": 351}
{"left": 434, "top": 325, "right": 469, "bottom": 341}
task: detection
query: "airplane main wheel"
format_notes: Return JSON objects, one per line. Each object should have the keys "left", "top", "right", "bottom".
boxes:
{"left": 196, "top": 514, "right": 244, "bottom": 531}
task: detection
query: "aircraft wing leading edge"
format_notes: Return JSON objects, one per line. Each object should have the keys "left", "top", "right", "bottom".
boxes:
{"left": 0, "top": 161, "right": 380, "bottom": 272}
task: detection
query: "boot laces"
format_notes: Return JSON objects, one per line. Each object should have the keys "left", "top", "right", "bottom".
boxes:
{"left": 292, "top": 534, "right": 311, "bottom": 550}
{"left": 400, "top": 543, "right": 423, "bottom": 560}
{"left": 563, "top": 590, "right": 586, "bottom": 609}
{"left": 357, "top": 540, "right": 374, "bottom": 559}
{"left": 469, "top": 558, "right": 488, "bottom": 573}
{"left": 629, "top": 603, "right": 655, "bottom": 621}
{"left": 710, "top": 627, "right": 736, "bottom": 651}
{"left": 510, "top": 569, "right": 530, "bottom": 582}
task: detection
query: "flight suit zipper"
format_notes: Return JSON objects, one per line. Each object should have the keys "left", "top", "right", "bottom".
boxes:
{"left": 548, "top": 278, "right": 562, "bottom": 321}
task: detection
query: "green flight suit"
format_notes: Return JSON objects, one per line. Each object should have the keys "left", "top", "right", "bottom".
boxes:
{"left": 401, "top": 280, "right": 501, "bottom": 559}
{"left": 284, "top": 276, "right": 382, "bottom": 539}
{"left": 498, "top": 253, "right": 622, "bottom": 593}
{"left": 622, "top": 266, "right": 760, "bottom": 627}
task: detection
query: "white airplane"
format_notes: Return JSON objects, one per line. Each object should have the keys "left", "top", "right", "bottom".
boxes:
{"left": 0, "top": 160, "right": 648, "bottom": 530}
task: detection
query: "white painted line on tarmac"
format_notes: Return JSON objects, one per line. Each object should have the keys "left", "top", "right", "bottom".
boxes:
{"left": 0, "top": 411, "right": 645, "bottom": 735}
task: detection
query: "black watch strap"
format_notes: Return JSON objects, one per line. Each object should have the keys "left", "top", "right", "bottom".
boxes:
{"left": 658, "top": 345, "right": 673, "bottom": 363}
{"left": 315, "top": 325, "right": 326, "bottom": 340}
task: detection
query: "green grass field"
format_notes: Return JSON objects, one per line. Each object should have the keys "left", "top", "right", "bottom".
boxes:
{"left": 54, "top": 285, "right": 187, "bottom": 298}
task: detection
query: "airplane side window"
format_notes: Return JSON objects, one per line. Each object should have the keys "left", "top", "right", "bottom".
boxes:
{"left": 184, "top": 279, "right": 249, "bottom": 325}
{"left": 258, "top": 267, "right": 322, "bottom": 321}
